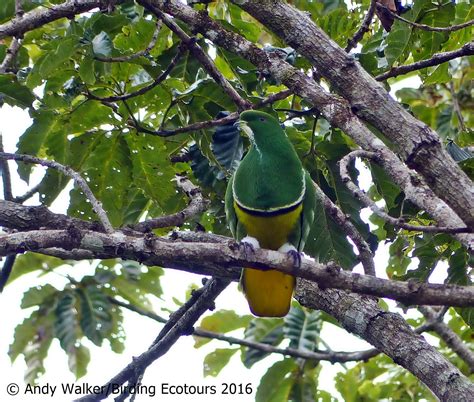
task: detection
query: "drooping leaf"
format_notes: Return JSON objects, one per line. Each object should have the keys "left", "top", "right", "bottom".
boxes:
{"left": 255, "top": 358, "right": 297, "bottom": 402}
{"left": 55, "top": 291, "right": 79, "bottom": 352}
{"left": 284, "top": 306, "right": 322, "bottom": 352}
{"left": 0, "top": 74, "right": 35, "bottom": 108}
{"left": 77, "top": 286, "right": 113, "bottom": 346}
{"left": 242, "top": 318, "right": 284, "bottom": 368}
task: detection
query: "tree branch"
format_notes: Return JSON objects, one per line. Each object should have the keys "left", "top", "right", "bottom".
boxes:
{"left": 87, "top": 44, "right": 185, "bottom": 103}
{"left": 110, "top": 296, "right": 381, "bottom": 364}
{"left": 345, "top": 0, "right": 377, "bottom": 53}
{"left": 375, "top": 42, "right": 474, "bottom": 81}
{"left": 339, "top": 150, "right": 471, "bottom": 234}
{"left": 0, "top": 152, "right": 114, "bottom": 233}
{"left": 130, "top": 174, "right": 209, "bottom": 232}
{"left": 144, "top": 5, "right": 251, "bottom": 112}
{"left": 376, "top": 4, "right": 474, "bottom": 32}
{"left": 419, "top": 306, "right": 474, "bottom": 374}
{"left": 1, "top": 228, "right": 473, "bottom": 307}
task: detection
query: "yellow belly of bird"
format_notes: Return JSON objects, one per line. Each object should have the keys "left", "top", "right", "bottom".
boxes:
{"left": 234, "top": 202, "right": 302, "bottom": 317}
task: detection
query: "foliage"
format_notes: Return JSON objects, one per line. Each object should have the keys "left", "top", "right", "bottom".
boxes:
{"left": 0, "top": 0, "right": 472, "bottom": 399}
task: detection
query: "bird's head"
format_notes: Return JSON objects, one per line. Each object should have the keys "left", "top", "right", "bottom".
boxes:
{"left": 237, "top": 110, "right": 282, "bottom": 142}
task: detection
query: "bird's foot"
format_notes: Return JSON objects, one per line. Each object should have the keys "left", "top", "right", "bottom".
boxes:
{"left": 240, "top": 236, "right": 260, "bottom": 259}
{"left": 278, "top": 243, "right": 302, "bottom": 269}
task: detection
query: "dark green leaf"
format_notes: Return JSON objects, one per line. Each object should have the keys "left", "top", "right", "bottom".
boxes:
{"left": 243, "top": 318, "right": 284, "bottom": 368}
{"left": 203, "top": 348, "right": 238, "bottom": 377}
{"left": 255, "top": 358, "right": 297, "bottom": 402}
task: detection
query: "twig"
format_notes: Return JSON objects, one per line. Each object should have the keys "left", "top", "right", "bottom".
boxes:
{"left": 345, "top": 0, "right": 377, "bottom": 52}
{"left": 339, "top": 150, "right": 471, "bottom": 234}
{"left": 143, "top": 5, "right": 252, "bottom": 111}
{"left": 376, "top": 42, "right": 474, "bottom": 81}
{"left": 448, "top": 82, "right": 467, "bottom": 133}
{"left": 87, "top": 44, "right": 185, "bottom": 102}
{"left": 419, "top": 306, "right": 474, "bottom": 373}
{"left": 95, "top": 20, "right": 162, "bottom": 63}
{"left": 109, "top": 296, "right": 380, "bottom": 363}
{"left": 130, "top": 174, "right": 209, "bottom": 232}
{"left": 133, "top": 89, "right": 292, "bottom": 137}
{"left": 0, "top": 0, "right": 23, "bottom": 73}
{"left": 0, "top": 135, "right": 13, "bottom": 201}
{"left": 2, "top": 228, "right": 474, "bottom": 307}
{"left": 0, "top": 152, "right": 114, "bottom": 233}
{"left": 0, "top": 255, "right": 16, "bottom": 292}
{"left": 77, "top": 278, "right": 230, "bottom": 401}
{"left": 13, "top": 182, "right": 41, "bottom": 203}
{"left": 376, "top": 3, "right": 474, "bottom": 32}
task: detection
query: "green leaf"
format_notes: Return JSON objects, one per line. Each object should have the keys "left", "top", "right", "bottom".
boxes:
{"left": 446, "top": 247, "right": 473, "bottom": 329}
{"left": 55, "top": 291, "right": 79, "bottom": 351}
{"left": 0, "top": 74, "right": 35, "bottom": 108}
{"left": 211, "top": 111, "right": 243, "bottom": 172}
{"left": 424, "top": 63, "right": 450, "bottom": 85}
{"left": 9, "top": 314, "right": 40, "bottom": 362}
{"left": 203, "top": 348, "right": 238, "bottom": 377}
{"left": 256, "top": 359, "right": 297, "bottom": 402}
{"left": 305, "top": 171, "right": 358, "bottom": 269}
{"left": 243, "top": 318, "right": 284, "bottom": 368}
{"left": 68, "top": 344, "right": 90, "bottom": 379}
{"left": 108, "top": 306, "right": 126, "bottom": 353}
{"left": 195, "top": 310, "right": 252, "bottom": 348}
{"left": 16, "top": 111, "right": 57, "bottom": 182}
{"left": 36, "top": 36, "right": 77, "bottom": 80}
{"left": 78, "top": 287, "right": 113, "bottom": 346}
{"left": 21, "top": 284, "right": 58, "bottom": 309}
{"left": 284, "top": 306, "right": 322, "bottom": 351}
{"left": 7, "top": 253, "right": 65, "bottom": 285}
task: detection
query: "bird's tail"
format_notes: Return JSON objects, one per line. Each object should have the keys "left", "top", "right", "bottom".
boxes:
{"left": 242, "top": 268, "right": 295, "bottom": 317}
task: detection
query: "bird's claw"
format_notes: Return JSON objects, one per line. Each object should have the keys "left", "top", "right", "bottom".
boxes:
{"left": 287, "top": 249, "right": 302, "bottom": 269}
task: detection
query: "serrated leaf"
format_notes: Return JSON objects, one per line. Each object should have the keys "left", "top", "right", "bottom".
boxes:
{"left": 108, "top": 306, "right": 126, "bottom": 353}
{"left": 78, "top": 287, "right": 112, "bottom": 346}
{"left": 195, "top": 310, "right": 252, "bottom": 348}
{"left": 284, "top": 306, "right": 322, "bottom": 352}
{"left": 203, "top": 348, "right": 238, "bottom": 377}
{"left": 256, "top": 359, "right": 297, "bottom": 402}
{"left": 243, "top": 318, "right": 284, "bottom": 368}
{"left": 9, "top": 313, "right": 40, "bottom": 362}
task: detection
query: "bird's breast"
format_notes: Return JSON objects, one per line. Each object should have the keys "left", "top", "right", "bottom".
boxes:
{"left": 234, "top": 201, "right": 302, "bottom": 250}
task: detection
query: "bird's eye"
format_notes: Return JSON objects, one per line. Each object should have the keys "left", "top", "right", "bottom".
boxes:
{"left": 259, "top": 117, "right": 266, "bottom": 122}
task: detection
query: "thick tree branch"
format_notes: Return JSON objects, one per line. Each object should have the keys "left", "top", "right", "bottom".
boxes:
{"left": 420, "top": 306, "right": 474, "bottom": 374}
{"left": 1, "top": 229, "right": 473, "bottom": 307}
{"left": 77, "top": 277, "right": 230, "bottom": 401}
{"left": 230, "top": 0, "right": 474, "bottom": 231}
{"left": 339, "top": 150, "right": 471, "bottom": 234}
{"left": 0, "top": 0, "right": 106, "bottom": 39}
{"left": 376, "top": 42, "right": 474, "bottom": 81}
{"left": 345, "top": 0, "right": 377, "bottom": 53}
{"left": 0, "top": 152, "right": 114, "bottom": 233}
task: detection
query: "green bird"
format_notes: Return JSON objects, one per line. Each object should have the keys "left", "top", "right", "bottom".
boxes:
{"left": 225, "top": 110, "right": 316, "bottom": 317}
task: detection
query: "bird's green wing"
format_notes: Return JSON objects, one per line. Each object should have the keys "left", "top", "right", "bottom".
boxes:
{"left": 289, "top": 171, "right": 317, "bottom": 251}
{"left": 225, "top": 175, "right": 246, "bottom": 241}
